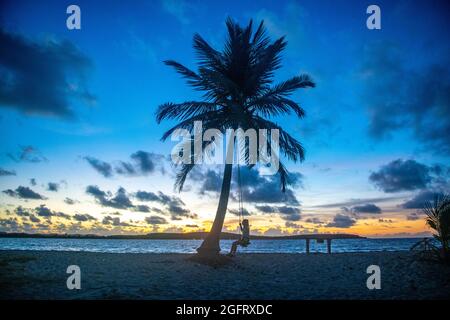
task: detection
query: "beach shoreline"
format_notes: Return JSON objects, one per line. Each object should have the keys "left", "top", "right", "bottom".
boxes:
{"left": 1, "top": 250, "right": 449, "bottom": 300}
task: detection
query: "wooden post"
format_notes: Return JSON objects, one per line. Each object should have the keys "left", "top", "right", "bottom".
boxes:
{"left": 306, "top": 239, "right": 310, "bottom": 254}
{"left": 327, "top": 239, "right": 332, "bottom": 254}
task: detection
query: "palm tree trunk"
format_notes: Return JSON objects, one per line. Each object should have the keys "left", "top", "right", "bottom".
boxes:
{"left": 197, "top": 163, "right": 233, "bottom": 255}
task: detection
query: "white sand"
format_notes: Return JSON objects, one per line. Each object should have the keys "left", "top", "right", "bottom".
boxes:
{"left": 0, "top": 250, "right": 449, "bottom": 299}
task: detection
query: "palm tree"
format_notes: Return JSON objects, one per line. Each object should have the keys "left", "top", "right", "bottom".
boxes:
{"left": 422, "top": 193, "right": 450, "bottom": 261}
{"left": 156, "top": 18, "right": 314, "bottom": 255}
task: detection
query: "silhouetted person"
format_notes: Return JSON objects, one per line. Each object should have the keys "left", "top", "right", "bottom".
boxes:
{"left": 228, "top": 219, "right": 250, "bottom": 256}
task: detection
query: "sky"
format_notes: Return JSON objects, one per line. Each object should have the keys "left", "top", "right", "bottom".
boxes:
{"left": 0, "top": 0, "right": 449, "bottom": 238}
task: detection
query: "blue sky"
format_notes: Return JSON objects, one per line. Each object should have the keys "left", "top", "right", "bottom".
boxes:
{"left": 0, "top": 0, "right": 449, "bottom": 237}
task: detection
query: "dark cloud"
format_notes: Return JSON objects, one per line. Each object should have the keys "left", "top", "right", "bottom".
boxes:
{"left": 352, "top": 203, "right": 382, "bottom": 214}
{"left": 7, "top": 146, "right": 47, "bottom": 163}
{"left": 406, "top": 212, "right": 423, "bottom": 221}
{"left": 29, "top": 215, "right": 41, "bottom": 223}
{"left": 115, "top": 161, "right": 136, "bottom": 175}
{"left": 167, "top": 203, "right": 197, "bottom": 220}
{"left": 190, "top": 167, "right": 303, "bottom": 205}
{"left": 34, "top": 205, "right": 52, "bottom": 217}
{"left": 326, "top": 214, "right": 356, "bottom": 228}
{"left": 134, "top": 190, "right": 193, "bottom": 219}
{"left": 315, "top": 196, "right": 399, "bottom": 209}
{"left": 73, "top": 214, "right": 96, "bottom": 222}
{"left": 14, "top": 206, "right": 31, "bottom": 216}
{"left": 84, "top": 157, "right": 113, "bottom": 178}
{"left": 86, "top": 185, "right": 133, "bottom": 209}
{"left": 305, "top": 217, "right": 324, "bottom": 225}
{"left": 133, "top": 205, "right": 151, "bottom": 213}
{"left": 255, "top": 205, "right": 301, "bottom": 221}
{"left": 401, "top": 190, "right": 439, "bottom": 209}
{"left": 0, "top": 167, "right": 15, "bottom": 176}
{"left": 198, "top": 170, "right": 222, "bottom": 194}
{"left": 64, "top": 197, "right": 77, "bottom": 205}
{"left": 369, "top": 159, "right": 434, "bottom": 193}
{"left": 34, "top": 204, "right": 71, "bottom": 219}
{"left": 285, "top": 221, "right": 302, "bottom": 228}
{"left": 0, "top": 27, "right": 95, "bottom": 117}
{"left": 0, "top": 217, "right": 20, "bottom": 231}
{"left": 85, "top": 152, "right": 165, "bottom": 178}
{"left": 360, "top": 41, "right": 450, "bottom": 155}
{"left": 47, "top": 182, "right": 59, "bottom": 192}
{"left": 3, "top": 186, "right": 46, "bottom": 200}
{"left": 228, "top": 208, "right": 250, "bottom": 216}
{"left": 102, "top": 216, "right": 130, "bottom": 227}
{"left": 130, "top": 151, "right": 165, "bottom": 174}
{"left": 145, "top": 216, "right": 168, "bottom": 225}
{"left": 87, "top": 185, "right": 194, "bottom": 220}
{"left": 135, "top": 190, "right": 161, "bottom": 202}
{"left": 235, "top": 169, "right": 302, "bottom": 205}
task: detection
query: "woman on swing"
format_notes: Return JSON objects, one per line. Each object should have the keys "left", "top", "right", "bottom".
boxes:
{"left": 228, "top": 219, "right": 250, "bottom": 256}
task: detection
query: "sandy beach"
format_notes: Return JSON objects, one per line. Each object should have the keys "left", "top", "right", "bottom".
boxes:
{"left": 0, "top": 250, "right": 449, "bottom": 300}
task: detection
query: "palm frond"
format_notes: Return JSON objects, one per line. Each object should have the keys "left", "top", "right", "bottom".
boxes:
{"left": 252, "top": 116, "right": 305, "bottom": 162}
{"left": 156, "top": 101, "right": 219, "bottom": 123}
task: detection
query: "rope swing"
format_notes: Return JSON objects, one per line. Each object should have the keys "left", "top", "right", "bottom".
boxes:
{"left": 237, "top": 163, "right": 244, "bottom": 233}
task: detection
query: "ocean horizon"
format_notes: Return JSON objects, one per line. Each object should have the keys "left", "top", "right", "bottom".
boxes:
{"left": 0, "top": 237, "right": 431, "bottom": 254}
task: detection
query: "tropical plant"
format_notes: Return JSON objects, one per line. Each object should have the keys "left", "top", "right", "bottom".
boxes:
{"left": 422, "top": 193, "right": 450, "bottom": 262}
{"left": 156, "top": 18, "right": 314, "bottom": 255}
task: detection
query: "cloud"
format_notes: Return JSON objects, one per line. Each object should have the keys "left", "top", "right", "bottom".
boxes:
{"left": 326, "top": 214, "right": 356, "bottom": 228}
{"left": 7, "top": 145, "right": 47, "bottom": 163}
{"left": 406, "top": 212, "right": 423, "bottom": 221}
{"left": 285, "top": 221, "right": 302, "bottom": 228}
{"left": 145, "top": 216, "right": 168, "bottom": 225}
{"left": 198, "top": 170, "right": 222, "bottom": 194}
{"left": 135, "top": 190, "right": 161, "bottom": 202}
{"left": 235, "top": 169, "right": 302, "bottom": 205}
{"left": 192, "top": 167, "right": 303, "bottom": 205}
{"left": 34, "top": 204, "right": 71, "bottom": 219}
{"left": 102, "top": 216, "right": 131, "bottom": 227}
{"left": 360, "top": 41, "right": 450, "bottom": 155}
{"left": 255, "top": 205, "right": 301, "bottom": 221}
{"left": 305, "top": 217, "right": 324, "bottom": 225}
{"left": 228, "top": 208, "right": 250, "bottom": 216}
{"left": 352, "top": 203, "right": 382, "bottom": 214}
{"left": 0, "top": 167, "right": 15, "bottom": 176}
{"left": 14, "top": 206, "right": 31, "bottom": 217}
{"left": 369, "top": 159, "right": 436, "bottom": 193}
{"left": 29, "top": 215, "right": 41, "bottom": 223}
{"left": 133, "top": 205, "right": 151, "bottom": 213}
{"left": 401, "top": 190, "right": 439, "bottom": 209}
{"left": 130, "top": 151, "right": 164, "bottom": 174}
{"left": 47, "top": 182, "right": 59, "bottom": 192}
{"left": 64, "top": 197, "right": 77, "bottom": 205}
{"left": 315, "top": 196, "right": 398, "bottom": 209}
{"left": 73, "top": 213, "right": 97, "bottom": 222}
{"left": 161, "top": 0, "right": 190, "bottom": 24}
{"left": 115, "top": 161, "right": 137, "bottom": 175}
{"left": 167, "top": 202, "right": 197, "bottom": 220}
{"left": 0, "top": 27, "right": 95, "bottom": 118}
{"left": 86, "top": 185, "right": 134, "bottom": 209}
{"left": 3, "top": 186, "right": 46, "bottom": 200}
{"left": 86, "top": 185, "right": 193, "bottom": 220}
{"left": 85, "top": 152, "right": 165, "bottom": 178}
{"left": 133, "top": 190, "right": 195, "bottom": 219}
{"left": 84, "top": 157, "right": 113, "bottom": 178}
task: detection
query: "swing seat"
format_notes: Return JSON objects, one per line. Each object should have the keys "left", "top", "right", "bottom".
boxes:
{"left": 240, "top": 238, "right": 250, "bottom": 247}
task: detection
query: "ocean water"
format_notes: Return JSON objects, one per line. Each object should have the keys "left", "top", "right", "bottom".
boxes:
{"left": 0, "top": 237, "right": 431, "bottom": 254}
